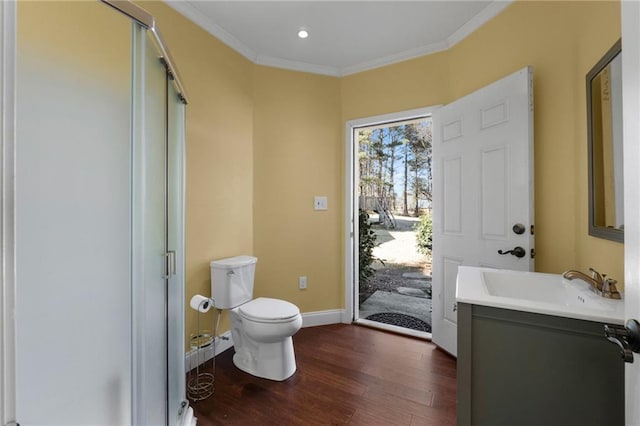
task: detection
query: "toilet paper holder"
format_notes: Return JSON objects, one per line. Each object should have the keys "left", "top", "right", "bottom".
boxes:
{"left": 187, "top": 296, "right": 216, "bottom": 402}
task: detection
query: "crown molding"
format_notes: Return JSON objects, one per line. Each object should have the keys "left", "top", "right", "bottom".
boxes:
{"left": 165, "top": 0, "right": 513, "bottom": 77}
{"left": 340, "top": 0, "right": 512, "bottom": 77}
{"left": 340, "top": 40, "right": 449, "bottom": 76}
{"left": 255, "top": 54, "right": 341, "bottom": 77}
{"left": 447, "top": 0, "right": 513, "bottom": 47}
{"left": 165, "top": 1, "right": 258, "bottom": 62}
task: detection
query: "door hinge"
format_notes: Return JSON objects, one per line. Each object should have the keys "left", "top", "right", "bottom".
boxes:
{"left": 529, "top": 77, "right": 534, "bottom": 112}
{"left": 530, "top": 224, "right": 535, "bottom": 235}
{"left": 163, "top": 250, "right": 176, "bottom": 279}
{"left": 531, "top": 248, "right": 536, "bottom": 259}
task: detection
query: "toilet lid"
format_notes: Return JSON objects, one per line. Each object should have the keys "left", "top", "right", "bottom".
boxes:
{"left": 238, "top": 297, "right": 300, "bottom": 322}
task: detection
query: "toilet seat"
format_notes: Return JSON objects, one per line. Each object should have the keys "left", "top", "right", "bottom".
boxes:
{"left": 239, "top": 297, "right": 300, "bottom": 323}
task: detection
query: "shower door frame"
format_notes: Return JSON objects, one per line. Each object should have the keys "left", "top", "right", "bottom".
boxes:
{"left": 131, "top": 24, "right": 188, "bottom": 425}
{"left": 0, "top": 1, "right": 17, "bottom": 424}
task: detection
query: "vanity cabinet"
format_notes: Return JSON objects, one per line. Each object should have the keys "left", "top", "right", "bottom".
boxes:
{"left": 457, "top": 303, "right": 624, "bottom": 426}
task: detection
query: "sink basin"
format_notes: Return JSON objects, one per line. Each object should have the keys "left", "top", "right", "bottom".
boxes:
{"left": 457, "top": 267, "right": 624, "bottom": 324}
{"left": 482, "top": 270, "right": 613, "bottom": 310}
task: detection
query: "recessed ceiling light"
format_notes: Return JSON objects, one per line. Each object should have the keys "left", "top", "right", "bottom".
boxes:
{"left": 297, "top": 29, "right": 309, "bottom": 39}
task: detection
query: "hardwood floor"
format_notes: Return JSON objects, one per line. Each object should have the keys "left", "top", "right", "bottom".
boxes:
{"left": 191, "top": 324, "right": 457, "bottom": 425}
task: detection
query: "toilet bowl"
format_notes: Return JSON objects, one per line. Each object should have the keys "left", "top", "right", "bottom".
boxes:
{"left": 230, "top": 297, "right": 302, "bottom": 381}
{"left": 210, "top": 256, "right": 302, "bottom": 381}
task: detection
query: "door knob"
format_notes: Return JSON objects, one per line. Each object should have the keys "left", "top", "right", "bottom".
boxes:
{"left": 604, "top": 319, "right": 640, "bottom": 363}
{"left": 497, "top": 246, "right": 526, "bottom": 258}
{"left": 512, "top": 223, "right": 526, "bottom": 235}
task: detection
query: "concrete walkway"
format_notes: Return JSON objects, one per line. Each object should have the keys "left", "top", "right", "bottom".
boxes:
{"left": 359, "top": 269, "right": 432, "bottom": 324}
{"left": 359, "top": 290, "right": 432, "bottom": 320}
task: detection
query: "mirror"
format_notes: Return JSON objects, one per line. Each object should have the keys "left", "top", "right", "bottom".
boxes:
{"left": 587, "top": 39, "right": 623, "bottom": 243}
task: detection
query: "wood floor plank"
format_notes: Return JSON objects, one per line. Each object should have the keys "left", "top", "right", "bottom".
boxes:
{"left": 348, "top": 408, "right": 412, "bottom": 426}
{"left": 361, "top": 386, "right": 432, "bottom": 417}
{"left": 191, "top": 324, "right": 457, "bottom": 425}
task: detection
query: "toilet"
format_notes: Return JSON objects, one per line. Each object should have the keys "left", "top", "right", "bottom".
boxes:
{"left": 210, "top": 255, "right": 302, "bottom": 381}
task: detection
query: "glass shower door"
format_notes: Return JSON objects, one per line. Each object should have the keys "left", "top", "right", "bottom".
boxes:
{"left": 15, "top": 2, "right": 133, "bottom": 424}
{"left": 168, "top": 81, "right": 187, "bottom": 423}
{"left": 15, "top": 2, "right": 187, "bottom": 424}
{"left": 131, "top": 26, "right": 169, "bottom": 426}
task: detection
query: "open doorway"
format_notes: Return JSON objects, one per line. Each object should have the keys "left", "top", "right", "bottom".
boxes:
{"left": 348, "top": 110, "right": 433, "bottom": 338}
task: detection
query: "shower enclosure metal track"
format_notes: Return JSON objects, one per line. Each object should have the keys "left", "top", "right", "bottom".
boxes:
{"left": 101, "top": 0, "right": 189, "bottom": 105}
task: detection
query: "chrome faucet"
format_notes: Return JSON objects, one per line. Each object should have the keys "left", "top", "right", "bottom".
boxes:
{"left": 562, "top": 268, "right": 621, "bottom": 299}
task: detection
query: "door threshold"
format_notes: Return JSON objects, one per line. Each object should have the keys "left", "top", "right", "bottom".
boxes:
{"left": 355, "top": 318, "right": 432, "bottom": 341}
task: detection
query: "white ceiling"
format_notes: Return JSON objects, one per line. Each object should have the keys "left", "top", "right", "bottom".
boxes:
{"left": 166, "top": 1, "right": 512, "bottom": 77}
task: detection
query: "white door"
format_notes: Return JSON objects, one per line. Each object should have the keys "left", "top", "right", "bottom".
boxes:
{"left": 432, "top": 67, "right": 534, "bottom": 356}
{"left": 622, "top": 2, "right": 640, "bottom": 422}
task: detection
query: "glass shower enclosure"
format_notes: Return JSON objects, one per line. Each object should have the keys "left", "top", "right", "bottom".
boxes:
{"left": 14, "top": 1, "right": 189, "bottom": 424}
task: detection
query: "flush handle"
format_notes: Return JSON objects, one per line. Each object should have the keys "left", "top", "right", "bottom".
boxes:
{"left": 497, "top": 246, "right": 526, "bottom": 258}
{"left": 604, "top": 319, "right": 640, "bottom": 363}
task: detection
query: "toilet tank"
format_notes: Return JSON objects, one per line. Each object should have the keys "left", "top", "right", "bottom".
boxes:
{"left": 210, "top": 255, "right": 257, "bottom": 309}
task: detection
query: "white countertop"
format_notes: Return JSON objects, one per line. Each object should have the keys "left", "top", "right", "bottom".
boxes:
{"left": 456, "top": 266, "right": 625, "bottom": 324}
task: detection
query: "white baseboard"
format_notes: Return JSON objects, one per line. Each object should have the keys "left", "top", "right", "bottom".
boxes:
{"left": 341, "top": 310, "right": 354, "bottom": 324}
{"left": 184, "top": 330, "right": 233, "bottom": 373}
{"left": 301, "top": 309, "right": 344, "bottom": 327}
{"left": 184, "top": 309, "right": 345, "bottom": 371}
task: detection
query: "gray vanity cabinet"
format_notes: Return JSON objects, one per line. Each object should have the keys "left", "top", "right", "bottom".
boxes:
{"left": 457, "top": 303, "right": 624, "bottom": 426}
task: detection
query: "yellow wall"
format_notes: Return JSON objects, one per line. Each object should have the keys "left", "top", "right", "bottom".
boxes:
{"left": 253, "top": 66, "right": 343, "bottom": 311}
{"left": 140, "top": 0, "right": 627, "bottom": 334}
{"left": 142, "top": 2, "right": 255, "bottom": 340}
{"left": 341, "top": 1, "right": 623, "bottom": 284}
{"left": 142, "top": 3, "right": 344, "bottom": 337}
{"left": 450, "top": 0, "right": 623, "bottom": 282}
{"left": 341, "top": 51, "right": 450, "bottom": 120}
{"left": 18, "top": 0, "right": 624, "bottom": 349}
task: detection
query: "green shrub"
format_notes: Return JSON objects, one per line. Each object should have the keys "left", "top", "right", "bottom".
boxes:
{"left": 415, "top": 212, "right": 433, "bottom": 256}
{"left": 359, "top": 209, "right": 377, "bottom": 285}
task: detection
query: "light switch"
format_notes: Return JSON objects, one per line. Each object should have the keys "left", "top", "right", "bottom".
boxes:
{"left": 314, "top": 196, "right": 328, "bottom": 210}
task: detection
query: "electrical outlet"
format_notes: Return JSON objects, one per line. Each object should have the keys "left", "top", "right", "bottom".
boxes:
{"left": 299, "top": 276, "right": 307, "bottom": 290}
{"left": 314, "top": 196, "right": 328, "bottom": 210}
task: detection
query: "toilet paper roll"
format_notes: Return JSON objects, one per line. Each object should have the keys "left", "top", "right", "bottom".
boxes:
{"left": 190, "top": 294, "right": 212, "bottom": 313}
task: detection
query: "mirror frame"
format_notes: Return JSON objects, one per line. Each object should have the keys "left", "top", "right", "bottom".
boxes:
{"left": 587, "top": 38, "right": 623, "bottom": 243}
